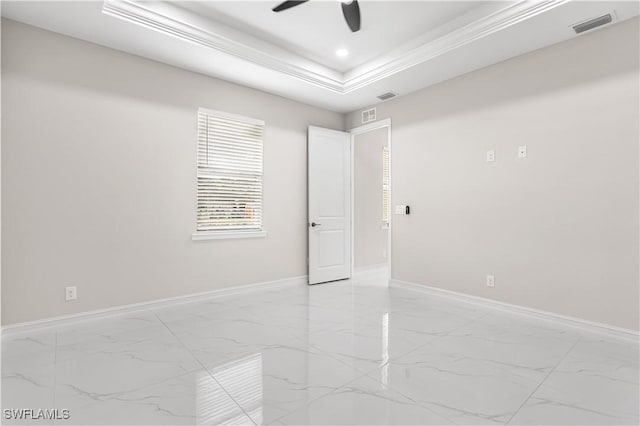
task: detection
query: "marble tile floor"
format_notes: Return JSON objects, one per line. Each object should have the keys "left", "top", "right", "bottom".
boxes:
{"left": 2, "top": 274, "right": 638, "bottom": 425}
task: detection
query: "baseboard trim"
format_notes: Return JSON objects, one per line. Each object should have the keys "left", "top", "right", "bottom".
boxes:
{"left": 353, "top": 264, "right": 389, "bottom": 277}
{"left": 2, "top": 275, "right": 307, "bottom": 335}
{"left": 391, "top": 279, "right": 639, "bottom": 340}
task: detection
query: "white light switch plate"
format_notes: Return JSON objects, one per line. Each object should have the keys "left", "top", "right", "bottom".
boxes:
{"left": 486, "top": 150, "right": 495, "bottom": 162}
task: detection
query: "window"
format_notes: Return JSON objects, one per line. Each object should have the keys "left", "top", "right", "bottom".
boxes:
{"left": 382, "top": 147, "right": 390, "bottom": 225}
{"left": 193, "top": 108, "right": 265, "bottom": 239}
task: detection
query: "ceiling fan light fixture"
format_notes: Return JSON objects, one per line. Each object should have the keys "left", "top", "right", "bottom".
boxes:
{"left": 273, "top": 0, "right": 361, "bottom": 33}
{"left": 336, "top": 48, "right": 349, "bottom": 57}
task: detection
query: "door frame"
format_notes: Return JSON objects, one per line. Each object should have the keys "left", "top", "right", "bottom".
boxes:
{"left": 348, "top": 118, "right": 392, "bottom": 282}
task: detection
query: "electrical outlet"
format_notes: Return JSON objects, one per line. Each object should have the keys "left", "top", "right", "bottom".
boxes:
{"left": 486, "top": 275, "right": 495, "bottom": 288}
{"left": 518, "top": 145, "right": 527, "bottom": 158}
{"left": 65, "top": 286, "right": 77, "bottom": 301}
{"left": 486, "top": 150, "right": 495, "bottom": 162}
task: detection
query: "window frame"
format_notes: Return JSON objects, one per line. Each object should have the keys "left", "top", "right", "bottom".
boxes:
{"left": 192, "top": 107, "right": 267, "bottom": 241}
{"left": 382, "top": 146, "right": 390, "bottom": 226}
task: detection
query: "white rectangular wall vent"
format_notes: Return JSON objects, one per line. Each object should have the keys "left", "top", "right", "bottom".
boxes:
{"left": 362, "top": 108, "right": 376, "bottom": 124}
{"left": 377, "top": 92, "right": 397, "bottom": 101}
{"left": 573, "top": 13, "right": 614, "bottom": 34}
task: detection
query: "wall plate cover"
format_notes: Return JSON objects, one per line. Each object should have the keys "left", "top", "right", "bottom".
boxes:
{"left": 486, "top": 275, "right": 495, "bottom": 288}
{"left": 518, "top": 145, "right": 527, "bottom": 158}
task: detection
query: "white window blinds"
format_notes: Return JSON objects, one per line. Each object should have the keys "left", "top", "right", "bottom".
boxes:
{"left": 197, "top": 108, "right": 264, "bottom": 232}
{"left": 382, "top": 147, "right": 390, "bottom": 224}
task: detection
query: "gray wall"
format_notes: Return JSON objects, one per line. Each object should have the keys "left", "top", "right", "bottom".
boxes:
{"left": 354, "top": 128, "right": 388, "bottom": 269}
{"left": 3, "top": 16, "right": 639, "bottom": 331}
{"left": 346, "top": 18, "right": 640, "bottom": 331}
{"left": 1, "top": 19, "right": 343, "bottom": 325}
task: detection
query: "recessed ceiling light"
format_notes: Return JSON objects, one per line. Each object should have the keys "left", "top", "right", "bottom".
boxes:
{"left": 336, "top": 48, "right": 349, "bottom": 57}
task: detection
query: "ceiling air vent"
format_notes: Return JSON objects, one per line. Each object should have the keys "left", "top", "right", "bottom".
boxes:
{"left": 362, "top": 108, "right": 376, "bottom": 124}
{"left": 573, "top": 13, "right": 613, "bottom": 34}
{"left": 377, "top": 92, "right": 397, "bottom": 101}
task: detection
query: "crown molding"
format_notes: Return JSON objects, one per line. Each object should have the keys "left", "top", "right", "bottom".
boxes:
{"left": 102, "top": 0, "right": 345, "bottom": 92}
{"left": 342, "top": 0, "right": 570, "bottom": 92}
{"left": 102, "top": 0, "right": 569, "bottom": 94}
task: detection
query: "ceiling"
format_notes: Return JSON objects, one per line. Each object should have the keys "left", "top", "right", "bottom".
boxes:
{"left": 2, "top": 1, "right": 639, "bottom": 113}
{"left": 178, "top": 1, "right": 489, "bottom": 72}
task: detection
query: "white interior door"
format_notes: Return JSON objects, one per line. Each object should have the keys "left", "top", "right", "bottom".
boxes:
{"left": 308, "top": 126, "right": 351, "bottom": 285}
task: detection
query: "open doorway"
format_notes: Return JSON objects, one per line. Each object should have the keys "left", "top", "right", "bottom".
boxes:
{"left": 350, "top": 119, "right": 391, "bottom": 281}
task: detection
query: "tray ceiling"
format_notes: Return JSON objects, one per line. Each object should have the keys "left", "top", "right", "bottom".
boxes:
{"left": 2, "top": 1, "right": 638, "bottom": 112}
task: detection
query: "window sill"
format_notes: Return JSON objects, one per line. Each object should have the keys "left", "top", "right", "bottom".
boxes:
{"left": 192, "top": 230, "right": 268, "bottom": 241}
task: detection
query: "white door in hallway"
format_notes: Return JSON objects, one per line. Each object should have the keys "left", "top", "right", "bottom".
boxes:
{"left": 308, "top": 126, "right": 351, "bottom": 285}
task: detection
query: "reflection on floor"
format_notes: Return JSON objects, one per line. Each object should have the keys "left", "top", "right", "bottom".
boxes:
{"left": 2, "top": 271, "right": 639, "bottom": 425}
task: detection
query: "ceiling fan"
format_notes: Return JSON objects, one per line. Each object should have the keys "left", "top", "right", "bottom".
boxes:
{"left": 272, "top": 0, "right": 361, "bottom": 33}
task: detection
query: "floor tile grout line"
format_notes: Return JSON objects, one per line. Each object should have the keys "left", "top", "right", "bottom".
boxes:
{"left": 267, "top": 286, "right": 495, "bottom": 422}
{"left": 504, "top": 334, "right": 583, "bottom": 425}
{"left": 266, "top": 365, "right": 380, "bottom": 425}
{"left": 358, "top": 313, "right": 496, "bottom": 426}
{"left": 268, "top": 353, "right": 454, "bottom": 426}
{"left": 268, "top": 310, "right": 489, "bottom": 425}
{"left": 52, "top": 322, "right": 205, "bottom": 417}
{"left": 382, "top": 310, "right": 493, "bottom": 365}
{"left": 66, "top": 368, "right": 212, "bottom": 408}
{"left": 241, "top": 300, "right": 388, "bottom": 423}
{"left": 360, "top": 314, "right": 569, "bottom": 426}
{"left": 154, "top": 313, "right": 258, "bottom": 426}
{"left": 193, "top": 285, "right": 385, "bottom": 421}
{"left": 362, "top": 374, "right": 459, "bottom": 425}
{"left": 325, "top": 308, "right": 543, "bottom": 426}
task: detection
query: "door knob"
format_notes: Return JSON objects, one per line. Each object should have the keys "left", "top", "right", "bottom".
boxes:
{"left": 311, "top": 222, "right": 321, "bottom": 227}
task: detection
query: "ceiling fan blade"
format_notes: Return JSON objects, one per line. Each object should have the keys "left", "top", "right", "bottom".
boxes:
{"left": 272, "top": 0, "right": 309, "bottom": 12}
{"left": 341, "top": 0, "right": 361, "bottom": 32}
